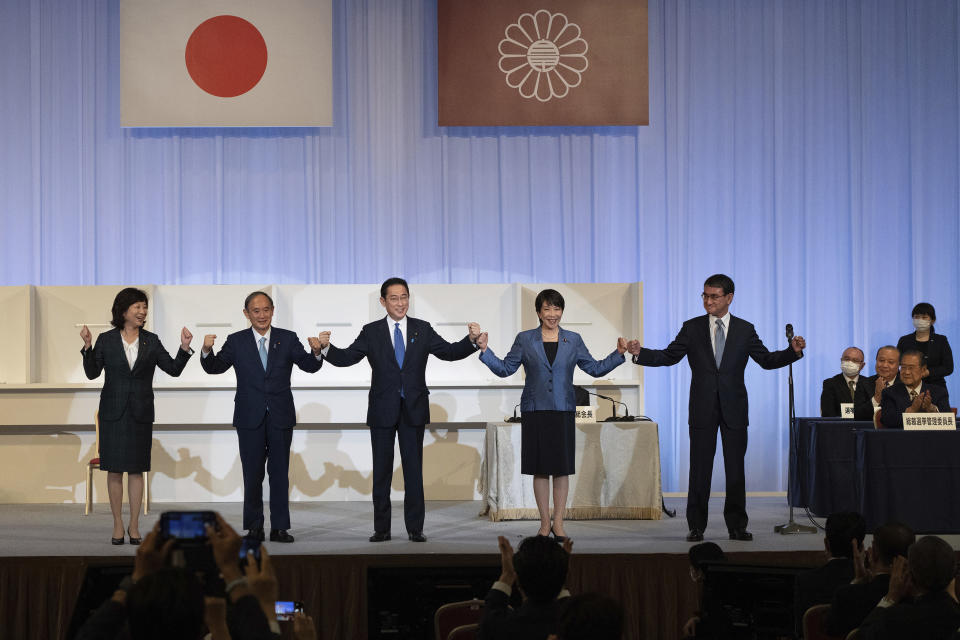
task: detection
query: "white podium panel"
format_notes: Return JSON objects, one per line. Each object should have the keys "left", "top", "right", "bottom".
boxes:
{"left": 0, "top": 286, "right": 31, "bottom": 384}
{"left": 152, "top": 284, "right": 272, "bottom": 385}
{"left": 36, "top": 285, "right": 154, "bottom": 383}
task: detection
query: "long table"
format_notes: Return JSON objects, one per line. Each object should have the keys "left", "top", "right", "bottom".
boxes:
{"left": 479, "top": 420, "right": 663, "bottom": 521}
{"left": 790, "top": 418, "right": 960, "bottom": 532}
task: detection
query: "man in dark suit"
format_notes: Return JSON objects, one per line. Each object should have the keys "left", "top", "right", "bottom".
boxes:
{"left": 825, "top": 521, "right": 915, "bottom": 636}
{"left": 200, "top": 291, "right": 325, "bottom": 542}
{"left": 880, "top": 350, "right": 951, "bottom": 429}
{"left": 795, "top": 511, "right": 866, "bottom": 624}
{"left": 855, "top": 346, "right": 900, "bottom": 420}
{"left": 858, "top": 536, "right": 960, "bottom": 640}
{"left": 821, "top": 347, "right": 873, "bottom": 418}
{"left": 626, "top": 274, "right": 805, "bottom": 541}
{"left": 321, "top": 277, "right": 479, "bottom": 542}
{"left": 479, "top": 535, "right": 571, "bottom": 640}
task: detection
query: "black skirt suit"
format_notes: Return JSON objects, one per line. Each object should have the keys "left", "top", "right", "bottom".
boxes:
{"left": 478, "top": 327, "right": 625, "bottom": 475}
{"left": 82, "top": 328, "right": 192, "bottom": 472}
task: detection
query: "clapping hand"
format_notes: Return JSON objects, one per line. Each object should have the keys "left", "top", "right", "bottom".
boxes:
{"left": 626, "top": 339, "right": 642, "bottom": 356}
{"left": 468, "top": 322, "right": 481, "bottom": 341}
{"left": 909, "top": 390, "right": 926, "bottom": 412}
{"left": 920, "top": 390, "right": 934, "bottom": 412}
{"left": 617, "top": 337, "right": 627, "bottom": 354}
{"left": 852, "top": 538, "right": 872, "bottom": 584}
{"left": 477, "top": 332, "right": 489, "bottom": 352}
{"left": 886, "top": 555, "right": 912, "bottom": 604}
{"left": 496, "top": 536, "right": 517, "bottom": 585}
{"left": 180, "top": 327, "right": 193, "bottom": 351}
{"left": 80, "top": 325, "right": 93, "bottom": 349}
{"left": 791, "top": 335, "right": 806, "bottom": 353}
{"left": 874, "top": 377, "right": 886, "bottom": 404}
{"left": 202, "top": 334, "right": 217, "bottom": 354}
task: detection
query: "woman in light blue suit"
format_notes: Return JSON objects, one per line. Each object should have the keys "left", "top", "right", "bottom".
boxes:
{"left": 477, "top": 289, "right": 627, "bottom": 540}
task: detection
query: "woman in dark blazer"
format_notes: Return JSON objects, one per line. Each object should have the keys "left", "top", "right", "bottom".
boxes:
{"left": 897, "top": 302, "right": 953, "bottom": 405}
{"left": 477, "top": 289, "right": 626, "bottom": 540}
{"left": 81, "top": 288, "right": 193, "bottom": 544}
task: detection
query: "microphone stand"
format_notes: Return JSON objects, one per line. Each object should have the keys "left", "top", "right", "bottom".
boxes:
{"left": 775, "top": 327, "right": 816, "bottom": 535}
{"left": 505, "top": 403, "right": 521, "bottom": 423}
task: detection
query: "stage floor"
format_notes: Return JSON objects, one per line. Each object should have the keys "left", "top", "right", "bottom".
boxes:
{"left": 4, "top": 496, "right": 943, "bottom": 558}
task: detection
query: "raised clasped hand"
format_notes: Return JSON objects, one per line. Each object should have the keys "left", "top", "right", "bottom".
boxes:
{"left": 626, "top": 339, "right": 642, "bottom": 355}
{"left": 318, "top": 330, "right": 331, "bottom": 349}
{"left": 617, "top": 337, "right": 627, "bottom": 354}
{"left": 202, "top": 334, "right": 217, "bottom": 354}
{"left": 307, "top": 336, "right": 321, "bottom": 354}
{"left": 467, "top": 322, "right": 481, "bottom": 341}
{"left": 477, "top": 332, "right": 488, "bottom": 352}
{"left": 80, "top": 325, "right": 92, "bottom": 349}
{"left": 181, "top": 326, "right": 193, "bottom": 351}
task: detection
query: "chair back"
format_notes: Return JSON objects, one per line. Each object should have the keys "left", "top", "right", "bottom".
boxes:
{"left": 802, "top": 603, "right": 845, "bottom": 640}
{"left": 91, "top": 411, "right": 101, "bottom": 465}
{"left": 446, "top": 624, "right": 479, "bottom": 640}
{"left": 434, "top": 600, "right": 483, "bottom": 640}
{"left": 846, "top": 628, "right": 859, "bottom": 640}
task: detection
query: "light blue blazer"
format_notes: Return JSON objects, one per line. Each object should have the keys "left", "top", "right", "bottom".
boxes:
{"left": 479, "top": 327, "right": 625, "bottom": 412}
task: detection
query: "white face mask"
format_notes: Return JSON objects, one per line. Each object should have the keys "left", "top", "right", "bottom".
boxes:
{"left": 913, "top": 318, "right": 932, "bottom": 331}
{"left": 841, "top": 360, "right": 861, "bottom": 377}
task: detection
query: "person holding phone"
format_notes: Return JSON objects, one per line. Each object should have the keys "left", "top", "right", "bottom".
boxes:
{"left": 476, "top": 289, "right": 627, "bottom": 541}
{"left": 81, "top": 287, "right": 193, "bottom": 545}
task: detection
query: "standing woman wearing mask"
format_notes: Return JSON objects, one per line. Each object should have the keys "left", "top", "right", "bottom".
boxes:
{"left": 896, "top": 302, "right": 953, "bottom": 406}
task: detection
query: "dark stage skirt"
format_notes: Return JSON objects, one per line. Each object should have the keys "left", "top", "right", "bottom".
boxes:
{"left": 520, "top": 410, "right": 576, "bottom": 476}
{"left": 98, "top": 410, "right": 152, "bottom": 473}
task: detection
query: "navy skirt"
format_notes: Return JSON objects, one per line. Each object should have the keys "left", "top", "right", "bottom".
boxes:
{"left": 520, "top": 410, "right": 576, "bottom": 476}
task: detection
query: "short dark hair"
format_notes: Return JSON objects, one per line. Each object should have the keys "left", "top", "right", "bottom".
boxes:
{"left": 110, "top": 288, "right": 149, "bottom": 329}
{"left": 900, "top": 349, "right": 928, "bottom": 367}
{"left": 535, "top": 289, "right": 565, "bottom": 315}
{"left": 512, "top": 535, "right": 569, "bottom": 604}
{"left": 873, "top": 521, "right": 915, "bottom": 566}
{"left": 825, "top": 511, "right": 866, "bottom": 558}
{"left": 704, "top": 274, "right": 735, "bottom": 296}
{"left": 908, "top": 536, "right": 956, "bottom": 593}
{"left": 556, "top": 592, "right": 623, "bottom": 640}
{"left": 244, "top": 290, "right": 274, "bottom": 310}
{"left": 380, "top": 277, "right": 409, "bottom": 299}
{"left": 911, "top": 302, "right": 936, "bottom": 322}
{"left": 876, "top": 345, "right": 899, "bottom": 359}
{"left": 126, "top": 567, "right": 205, "bottom": 640}
{"left": 689, "top": 542, "right": 726, "bottom": 571}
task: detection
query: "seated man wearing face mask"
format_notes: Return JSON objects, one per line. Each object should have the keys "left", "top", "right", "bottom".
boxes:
{"left": 856, "top": 346, "right": 900, "bottom": 420}
{"left": 821, "top": 347, "right": 873, "bottom": 418}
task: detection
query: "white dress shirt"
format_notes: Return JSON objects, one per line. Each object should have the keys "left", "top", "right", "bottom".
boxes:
{"left": 122, "top": 334, "right": 139, "bottom": 370}
{"left": 709, "top": 312, "right": 731, "bottom": 354}
{"left": 387, "top": 315, "right": 408, "bottom": 348}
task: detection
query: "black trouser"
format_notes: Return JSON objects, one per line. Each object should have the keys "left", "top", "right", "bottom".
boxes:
{"left": 686, "top": 418, "right": 748, "bottom": 532}
{"left": 236, "top": 412, "right": 293, "bottom": 530}
{"left": 370, "top": 403, "right": 425, "bottom": 534}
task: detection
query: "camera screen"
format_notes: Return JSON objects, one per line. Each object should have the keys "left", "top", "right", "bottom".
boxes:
{"left": 163, "top": 511, "right": 212, "bottom": 539}
{"left": 275, "top": 600, "right": 302, "bottom": 621}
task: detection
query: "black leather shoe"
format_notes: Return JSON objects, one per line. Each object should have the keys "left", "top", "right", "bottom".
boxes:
{"left": 369, "top": 531, "right": 391, "bottom": 542}
{"left": 246, "top": 528, "right": 265, "bottom": 542}
{"left": 127, "top": 527, "right": 142, "bottom": 546}
{"left": 550, "top": 527, "right": 568, "bottom": 543}
{"left": 269, "top": 529, "right": 295, "bottom": 543}
{"left": 686, "top": 529, "right": 704, "bottom": 542}
{"left": 729, "top": 529, "right": 753, "bottom": 541}
{"left": 111, "top": 536, "right": 125, "bottom": 545}
{"left": 407, "top": 531, "right": 427, "bottom": 543}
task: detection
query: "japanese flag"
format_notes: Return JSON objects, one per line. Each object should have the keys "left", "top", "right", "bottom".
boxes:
{"left": 121, "top": 0, "right": 332, "bottom": 127}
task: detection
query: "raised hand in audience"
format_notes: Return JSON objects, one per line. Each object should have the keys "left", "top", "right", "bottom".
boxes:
{"left": 874, "top": 377, "right": 886, "bottom": 405}
{"left": 468, "top": 322, "right": 482, "bottom": 342}
{"left": 206, "top": 514, "right": 252, "bottom": 602}
{"left": 886, "top": 555, "right": 912, "bottom": 604}
{"left": 477, "top": 332, "right": 489, "bottom": 352}
{"left": 920, "top": 390, "right": 934, "bottom": 412}
{"left": 246, "top": 546, "right": 279, "bottom": 624}
{"left": 496, "top": 535, "right": 517, "bottom": 585}
{"left": 132, "top": 524, "right": 175, "bottom": 583}
{"left": 181, "top": 327, "right": 193, "bottom": 352}
{"left": 626, "top": 340, "right": 642, "bottom": 356}
{"left": 203, "top": 334, "right": 218, "bottom": 354}
{"left": 852, "top": 538, "right": 872, "bottom": 584}
{"left": 293, "top": 611, "right": 318, "bottom": 640}
{"left": 908, "top": 390, "right": 926, "bottom": 413}
{"left": 80, "top": 325, "right": 93, "bottom": 349}
{"left": 204, "top": 596, "right": 231, "bottom": 640}
{"left": 617, "top": 337, "right": 627, "bottom": 354}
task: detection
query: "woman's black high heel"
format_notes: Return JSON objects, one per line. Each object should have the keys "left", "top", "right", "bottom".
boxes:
{"left": 550, "top": 527, "right": 568, "bottom": 543}
{"left": 127, "top": 527, "right": 142, "bottom": 546}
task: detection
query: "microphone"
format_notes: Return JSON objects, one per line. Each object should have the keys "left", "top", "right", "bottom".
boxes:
{"left": 785, "top": 323, "right": 794, "bottom": 341}
{"left": 575, "top": 385, "right": 637, "bottom": 422}
{"left": 505, "top": 403, "right": 521, "bottom": 423}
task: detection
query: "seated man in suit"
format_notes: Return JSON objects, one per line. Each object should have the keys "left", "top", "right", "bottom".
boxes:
{"left": 547, "top": 593, "right": 623, "bottom": 640}
{"left": 825, "top": 521, "right": 915, "bottom": 636}
{"left": 880, "top": 350, "right": 951, "bottom": 429}
{"left": 855, "top": 346, "right": 900, "bottom": 420}
{"left": 795, "top": 511, "right": 866, "bottom": 624}
{"left": 821, "top": 347, "right": 872, "bottom": 417}
{"left": 858, "top": 536, "right": 960, "bottom": 640}
{"left": 479, "top": 535, "right": 571, "bottom": 640}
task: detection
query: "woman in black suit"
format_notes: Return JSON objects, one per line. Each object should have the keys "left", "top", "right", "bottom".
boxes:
{"left": 81, "top": 288, "right": 193, "bottom": 544}
{"left": 897, "top": 302, "right": 953, "bottom": 406}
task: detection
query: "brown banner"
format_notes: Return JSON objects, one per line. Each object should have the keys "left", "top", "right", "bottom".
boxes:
{"left": 438, "top": 0, "right": 648, "bottom": 126}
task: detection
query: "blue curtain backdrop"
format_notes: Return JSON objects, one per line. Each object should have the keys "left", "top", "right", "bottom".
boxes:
{"left": 2, "top": 0, "right": 959, "bottom": 493}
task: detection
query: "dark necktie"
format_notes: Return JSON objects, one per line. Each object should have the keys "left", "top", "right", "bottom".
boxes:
{"left": 848, "top": 380, "right": 856, "bottom": 402}
{"left": 394, "top": 322, "right": 405, "bottom": 367}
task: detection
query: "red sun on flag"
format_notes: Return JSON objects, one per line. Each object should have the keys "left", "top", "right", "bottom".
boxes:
{"left": 184, "top": 15, "right": 268, "bottom": 98}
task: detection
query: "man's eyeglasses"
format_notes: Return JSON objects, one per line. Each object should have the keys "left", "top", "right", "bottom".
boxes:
{"left": 701, "top": 293, "right": 728, "bottom": 301}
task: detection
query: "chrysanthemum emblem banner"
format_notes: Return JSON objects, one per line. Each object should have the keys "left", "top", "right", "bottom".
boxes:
{"left": 438, "top": 0, "right": 648, "bottom": 126}
{"left": 121, "top": 0, "right": 332, "bottom": 127}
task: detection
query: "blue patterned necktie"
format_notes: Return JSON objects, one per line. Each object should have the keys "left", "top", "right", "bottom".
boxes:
{"left": 394, "top": 322, "right": 405, "bottom": 367}
{"left": 714, "top": 319, "right": 725, "bottom": 367}
{"left": 259, "top": 336, "right": 268, "bottom": 371}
